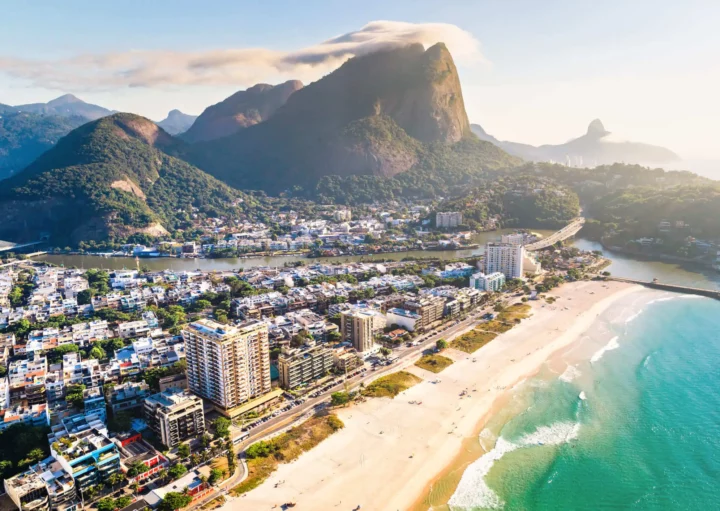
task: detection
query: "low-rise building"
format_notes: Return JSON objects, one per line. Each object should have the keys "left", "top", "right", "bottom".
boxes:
{"left": 277, "top": 346, "right": 334, "bottom": 389}
{"left": 48, "top": 418, "right": 121, "bottom": 494}
{"left": 385, "top": 308, "right": 422, "bottom": 332}
{"left": 403, "top": 295, "right": 445, "bottom": 331}
{"left": 144, "top": 389, "right": 205, "bottom": 448}
{"left": 4, "top": 458, "right": 79, "bottom": 511}
{"left": 108, "top": 381, "right": 151, "bottom": 414}
{"left": 470, "top": 272, "right": 506, "bottom": 292}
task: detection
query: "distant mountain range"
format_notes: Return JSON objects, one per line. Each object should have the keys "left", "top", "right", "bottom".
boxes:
{"left": 157, "top": 109, "right": 197, "bottom": 135}
{"left": 12, "top": 93, "right": 115, "bottom": 120}
{"left": 471, "top": 119, "right": 679, "bottom": 166}
{"left": 181, "top": 81, "right": 303, "bottom": 142}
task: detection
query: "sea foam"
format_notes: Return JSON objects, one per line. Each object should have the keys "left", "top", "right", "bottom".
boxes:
{"left": 559, "top": 365, "right": 581, "bottom": 383}
{"left": 625, "top": 310, "right": 643, "bottom": 323}
{"left": 448, "top": 422, "right": 580, "bottom": 509}
{"left": 591, "top": 336, "right": 620, "bottom": 363}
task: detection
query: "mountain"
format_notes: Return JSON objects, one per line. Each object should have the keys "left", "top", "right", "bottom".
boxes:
{"left": 471, "top": 120, "right": 679, "bottom": 166}
{"left": 181, "top": 81, "right": 303, "bottom": 142}
{"left": 0, "top": 113, "right": 245, "bottom": 244}
{"left": 157, "top": 109, "right": 198, "bottom": 135}
{"left": 0, "top": 112, "right": 87, "bottom": 180}
{"left": 0, "top": 103, "right": 17, "bottom": 114}
{"left": 186, "top": 43, "right": 498, "bottom": 193}
{"left": 13, "top": 94, "right": 113, "bottom": 121}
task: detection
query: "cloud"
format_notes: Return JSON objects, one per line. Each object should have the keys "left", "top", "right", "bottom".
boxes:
{"left": 0, "top": 21, "right": 482, "bottom": 91}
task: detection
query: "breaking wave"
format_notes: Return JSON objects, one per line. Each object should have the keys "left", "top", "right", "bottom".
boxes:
{"left": 591, "top": 336, "right": 620, "bottom": 363}
{"left": 448, "top": 422, "right": 581, "bottom": 509}
{"left": 559, "top": 365, "right": 582, "bottom": 383}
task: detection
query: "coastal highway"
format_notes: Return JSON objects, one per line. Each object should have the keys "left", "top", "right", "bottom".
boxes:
{"left": 525, "top": 217, "right": 585, "bottom": 251}
{"left": 188, "top": 300, "right": 508, "bottom": 508}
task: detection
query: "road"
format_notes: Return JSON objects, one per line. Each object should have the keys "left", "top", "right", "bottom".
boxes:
{"left": 525, "top": 217, "right": 585, "bottom": 251}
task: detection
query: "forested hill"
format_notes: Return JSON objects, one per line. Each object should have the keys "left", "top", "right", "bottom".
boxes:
{"left": 0, "top": 111, "right": 87, "bottom": 180}
{"left": 0, "top": 113, "right": 252, "bottom": 244}
{"left": 436, "top": 174, "right": 580, "bottom": 230}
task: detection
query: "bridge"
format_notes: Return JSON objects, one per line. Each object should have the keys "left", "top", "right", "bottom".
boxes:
{"left": 606, "top": 276, "right": 720, "bottom": 300}
{"left": 525, "top": 217, "right": 586, "bottom": 251}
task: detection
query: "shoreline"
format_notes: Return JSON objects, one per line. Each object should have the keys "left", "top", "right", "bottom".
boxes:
{"left": 229, "top": 280, "right": 642, "bottom": 511}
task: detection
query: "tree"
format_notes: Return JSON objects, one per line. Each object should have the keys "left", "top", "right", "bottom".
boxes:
{"left": 208, "top": 468, "right": 224, "bottom": 485}
{"left": 436, "top": 339, "right": 448, "bottom": 351}
{"left": 88, "top": 345, "right": 106, "bottom": 360}
{"left": 379, "top": 347, "right": 392, "bottom": 360}
{"left": 212, "top": 417, "right": 231, "bottom": 439}
{"left": 245, "top": 440, "right": 275, "bottom": 459}
{"left": 115, "top": 496, "right": 132, "bottom": 510}
{"left": 126, "top": 461, "right": 150, "bottom": 478}
{"left": 66, "top": 384, "right": 86, "bottom": 409}
{"left": 168, "top": 463, "right": 188, "bottom": 480}
{"left": 330, "top": 391, "right": 351, "bottom": 407}
{"left": 106, "top": 471, "right": 126, "bottom": 489}
{"left": 97, "top": 498, "right": 117, "bottom": 511}
{"left": 159, "top": 492, "right": 192, "bottom": 511}
{"left": 177, "top": 443, "right": 190, "bottom": 459}
{"left": 77, "top": 288, "right": 95, "bottom": 305}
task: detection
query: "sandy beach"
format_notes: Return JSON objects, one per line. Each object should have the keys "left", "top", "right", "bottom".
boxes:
{"left": 227, "top": 280, "right": 641, "bottom": 511}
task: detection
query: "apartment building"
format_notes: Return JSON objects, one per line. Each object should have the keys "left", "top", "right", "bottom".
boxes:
{"left": 183, "top": 319, "right": 272, "bottom": 416}
{"left": 48, "top": 418, "right": 121, "bottom": 494}
{"left": 403, "top": 296, "right": 445, "bottom": 331}
{"left": 277, "top": 346, "right": 334, "bottom": 390}
{"left": 470, "top": 271, "right": 506, "bottom": 292}
{"left": 4, "top": 458, "right": 78, "bottom": 511}
{"left": 340, "top": 308, "right": 385, "bottom": 353}
{"left": 436, "top": 211, "right": 463, "bottom": 228}
{"left": 484, "top": 242, "right": 525, "bottom": 279}
{"left": 108, "top": 381, "right": 151, "bottom": 414}
{"left": 144, "top": 388, "right": 205, "bottom": 448}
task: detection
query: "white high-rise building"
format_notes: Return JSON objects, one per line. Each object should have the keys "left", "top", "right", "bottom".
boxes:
{"left": 183, "top": 319, "right": 271, "bottom": 414}
{"left": 484, "top": 243, "right": 524, "bottom": 279}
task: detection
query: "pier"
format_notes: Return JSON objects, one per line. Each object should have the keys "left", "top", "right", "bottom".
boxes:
{"left": 607, "top": 276, "right": 720, "bottom": 300}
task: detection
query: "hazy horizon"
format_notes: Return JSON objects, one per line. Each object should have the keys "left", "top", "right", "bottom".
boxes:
{"left": 1, "top": 0, "right": 718, "bottom": 160}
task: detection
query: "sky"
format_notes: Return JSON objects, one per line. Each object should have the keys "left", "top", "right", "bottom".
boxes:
{"left": 1, "top": 0, "right": 718, "bottom": 160}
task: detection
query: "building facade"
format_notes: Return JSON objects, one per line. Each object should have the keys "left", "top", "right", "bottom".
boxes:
{"left": 183, "top": 319, "right": 272, "bottom": 414}
{"left": 436, "top": 212, "right": 463, "bottom": 228}
{"left": 484, "top": 243, "right": 524, "bottom": 279}
{"left": 403, "top": 296, "right": 445, "bottom": 331}
{"left": 144, "top": 388, "right": 205, "bottom": 448}
{"left": 340, "top": 309, "right": 385, "bottom": 353}
{"left": 277, "top": 346, "right": 334, "bottom": 389}
{"left": 470, "top": 272, "right": 506, "bottom": 292}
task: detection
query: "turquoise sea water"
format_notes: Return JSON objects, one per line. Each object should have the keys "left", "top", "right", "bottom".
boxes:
{"left": 448, "top": 292, "right": 720, "bottom": 510}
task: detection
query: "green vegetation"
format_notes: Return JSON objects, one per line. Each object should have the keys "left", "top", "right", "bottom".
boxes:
{"left": 436, "top": 339, "right": 448, "bottom": 351}
{"left": 232, "top": 414, "right": 344, "bottom": 495}
{"left": 0, "top": 113, "right": 248, "bottom": 244}
{"left": 362, "top": 371, "right": 422, "bottom": 398}
{"left": 451, "top": 329, "right": 498, "bottom": 353}
{"left": 0, "top": 424, "right": 51, "bottom": 479}
{"left": 168, "top": 463, "right": 188, "bottom": 480}
{"left": 159, "top": 492, "right": 193, "bottom": 511}
{"left": 415, "top": 354, "right": 454, "bottom": 373}
{"left": 0, "top": 111, "right": 85, "bottom": 179}
{"left": 212, "top": 417, "right": 231, "bottom": 439}
{"left": 330, "top": 391, "right": 352, "bottom": 407}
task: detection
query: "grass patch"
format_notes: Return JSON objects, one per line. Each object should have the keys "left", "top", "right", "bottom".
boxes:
{"left": 362, "top": 371, "right": 422, "bottom": 398}
{"left": 211, "top": 455, "right": 230, "bottom": 480}
{"left": 452, "top": 304, "right": 531, "bottom": 354}
{"left": 415, "top": 354, "right": 454, "bottom": 374}
{"left": 231, "top": 414, "right": 344, "bottom": 495}
{"left": 200, "top": 496, "right": 225, "bottom": 510}
{"left": 451, "top": 329, "right": 498, "bottom": 353}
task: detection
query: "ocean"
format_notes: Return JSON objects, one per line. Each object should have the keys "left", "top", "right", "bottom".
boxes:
{"left": 447, "top": 290, "right": 720, "bottom": 510}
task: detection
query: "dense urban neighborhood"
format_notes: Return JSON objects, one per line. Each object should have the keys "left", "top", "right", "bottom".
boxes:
{"left": 0, "top": 227, "right": 606, "bottom": 511}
